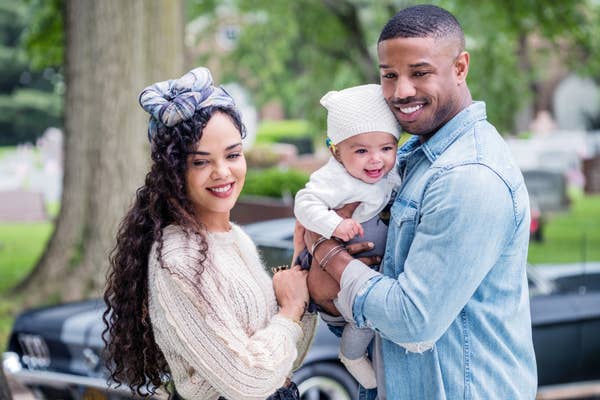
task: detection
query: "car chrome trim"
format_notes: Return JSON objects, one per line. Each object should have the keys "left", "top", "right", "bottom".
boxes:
{"left": 4, "top": 366, "right": 145, "bottom": 396}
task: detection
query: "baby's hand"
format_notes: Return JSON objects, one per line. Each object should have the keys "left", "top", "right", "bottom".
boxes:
{"left": 333, "top": 218, "right": 364, "bottom": 241}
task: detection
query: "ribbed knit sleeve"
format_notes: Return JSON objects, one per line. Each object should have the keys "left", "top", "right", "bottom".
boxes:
{"left": 148, "top": 225, "right": 314, "bottom": 400}
{"left": 153, "top": 265, "right": 303, "bottom": 400}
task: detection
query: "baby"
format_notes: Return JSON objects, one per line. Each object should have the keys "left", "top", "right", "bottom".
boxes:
{"left": 294, "top": 84, "right": 401, "bottom": 389}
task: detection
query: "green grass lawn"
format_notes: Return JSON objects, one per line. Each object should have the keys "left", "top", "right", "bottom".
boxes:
{"left": 528, "top": 194, "right": 600, "bottom": 264}
{"left": 0, "top": 145, "right": 15, "bottom": 159}
{"left": 0, "top": 222, "right": 53, "bottom": 294}
{"left": 0, "top": 222, "right": 53, "bottom": 350}
{"left": 0, "top": 222, "right": 53, "bottom": 351}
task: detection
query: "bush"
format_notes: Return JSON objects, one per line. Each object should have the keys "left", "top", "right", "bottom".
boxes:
{"left": 242, "top": 167, "right": 309, "bottom": 199}
{"left": 255, "top": 119, "right": 312, "bottom": 143}
{"left": 255, "top": 119, "right": 316, "bottom": 154}
{"left": 0, "top": 88, "right": 62, "bottom": 145}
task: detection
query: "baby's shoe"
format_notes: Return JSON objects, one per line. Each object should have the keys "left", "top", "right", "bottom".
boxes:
{"left": 339, "top": 352, "right": 377, "bottom": 389}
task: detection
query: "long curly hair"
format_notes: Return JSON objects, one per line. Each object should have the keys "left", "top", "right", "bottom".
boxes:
{"left": 102, "top": 105, "right": 246, "bottom": 396}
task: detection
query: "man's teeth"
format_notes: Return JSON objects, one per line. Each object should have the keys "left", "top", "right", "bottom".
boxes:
{"left": 400, "top": 104, "right": 423, "bottom": 114}
{"left": 210, "top": 184, "right": 232, "bottom": 193}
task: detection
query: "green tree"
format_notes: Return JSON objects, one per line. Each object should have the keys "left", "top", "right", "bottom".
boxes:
{"left": 454, "top": 0, "right": 600, "bottom": 131}
{"left": 0, "top": 1, "right": 62, "bottom": 145}
{"left": 190, "top": 0, "right": 600, "bottom": 134}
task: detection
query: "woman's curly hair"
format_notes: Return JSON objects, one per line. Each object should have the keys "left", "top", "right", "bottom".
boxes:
{"left": 102, "top": 105, "right": 245, "bottom": 396}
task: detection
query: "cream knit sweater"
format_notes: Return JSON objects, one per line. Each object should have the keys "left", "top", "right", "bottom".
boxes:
{"left": 148, "top": 224, "right": 317, "bottom": 400}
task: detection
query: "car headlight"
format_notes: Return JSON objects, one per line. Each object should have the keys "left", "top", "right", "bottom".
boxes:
{"left": 2, "top": 351, "right": 23, "bottom": 374}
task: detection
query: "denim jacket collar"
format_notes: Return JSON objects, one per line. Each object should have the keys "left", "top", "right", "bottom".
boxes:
{"left": 397, "top": 101, "right": 487, "bottom": 166}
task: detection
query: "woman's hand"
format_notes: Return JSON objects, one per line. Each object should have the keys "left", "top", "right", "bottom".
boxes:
{"left": 273, "top": 265, "right": 309, "bottom": 322}
{"left": 291, "top": 220, "right": 306, "bottom": 266}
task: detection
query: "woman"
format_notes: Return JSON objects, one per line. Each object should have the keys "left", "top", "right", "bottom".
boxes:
{"left": 103, "top": 67, "right": 316, "bottom": 400}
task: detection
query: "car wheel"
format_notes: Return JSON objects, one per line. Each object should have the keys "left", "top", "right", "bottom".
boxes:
{"left": 294, "top": 362, "right": 358, "bottom": 400}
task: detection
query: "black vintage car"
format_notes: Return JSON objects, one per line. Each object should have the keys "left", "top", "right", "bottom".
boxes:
{"left": 4, "top": 218, "right": 600, "bottom": 399}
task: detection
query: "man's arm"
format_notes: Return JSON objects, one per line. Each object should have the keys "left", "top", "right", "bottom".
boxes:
{"left": 304, "top": 203, "right": 379, "bottom": 314}
{"left": 310, "top": 165, "right": 519, "bottom": 346}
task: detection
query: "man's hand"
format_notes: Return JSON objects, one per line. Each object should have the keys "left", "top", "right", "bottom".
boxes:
{"left": 291, "top": 220, "right": 306, "bottom": 266}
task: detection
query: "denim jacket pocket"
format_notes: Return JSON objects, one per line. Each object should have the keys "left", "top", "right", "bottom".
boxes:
{"left": 390, "top": 198, "right": 418, "bottom": 233}
{"left": 387, "top": 199, "right": 418, "bottom": 275}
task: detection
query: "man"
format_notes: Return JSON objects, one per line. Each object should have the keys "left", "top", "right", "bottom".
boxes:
{"left": 304, "top": 5, "right": 537, "bottom": 399}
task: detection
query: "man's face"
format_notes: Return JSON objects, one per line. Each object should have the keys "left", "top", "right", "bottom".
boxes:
{"left": 377, "top": 36, "right": 469, "bottom": 142}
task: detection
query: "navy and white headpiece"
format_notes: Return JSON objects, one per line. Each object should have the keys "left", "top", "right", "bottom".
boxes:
{"left": 139, "top": 67, "right": 236, "bottom": 142}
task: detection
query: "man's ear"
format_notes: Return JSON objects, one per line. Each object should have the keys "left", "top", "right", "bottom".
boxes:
{"left": 455, "top": 50, "right": 469, "bottom": 84}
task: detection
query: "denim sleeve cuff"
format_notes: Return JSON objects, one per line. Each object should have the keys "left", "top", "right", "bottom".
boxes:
{"left": 334, "top": 259, "right": 381, "bottom": 326}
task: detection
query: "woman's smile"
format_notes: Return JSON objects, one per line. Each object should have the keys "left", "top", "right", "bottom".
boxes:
{"left": 207, "top": 182, "right": 235, "bottom": 197}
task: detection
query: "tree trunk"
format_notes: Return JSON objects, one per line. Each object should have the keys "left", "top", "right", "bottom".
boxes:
{"left": 15, "top": 0, "right": 185, "bottom": 303}
{"left": 0, "top": 366, "right": 12, "bottom": 400}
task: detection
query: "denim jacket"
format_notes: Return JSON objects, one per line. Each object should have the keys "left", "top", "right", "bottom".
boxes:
{"left": 336, "top": 102, "right": 537, "bottom": 399}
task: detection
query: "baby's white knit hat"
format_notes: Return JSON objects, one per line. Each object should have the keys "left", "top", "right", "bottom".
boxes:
{"left": 320, "top": 84, "right": 401, "bottom": 145}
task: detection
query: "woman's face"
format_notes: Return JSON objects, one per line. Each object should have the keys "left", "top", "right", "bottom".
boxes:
{"left": 185, "top": 112, "right": 246, "bottom": 230}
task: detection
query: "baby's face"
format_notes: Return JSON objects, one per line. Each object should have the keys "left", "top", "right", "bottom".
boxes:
{"left": 334, "top": 131, "right": 398, "bottom": 184}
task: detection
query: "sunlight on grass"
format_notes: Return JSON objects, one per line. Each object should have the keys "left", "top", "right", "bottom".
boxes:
{"left": 0, "top": 223, "right": 53, "bottom": 350}
{"left": 0, "top": 145, "right": 15, "bottom": 159}
{"left": 528, "top": 195, "right": 600, "bottom": 264}
{"left": 0, "top": 222, "right": 53, "bottom": 294}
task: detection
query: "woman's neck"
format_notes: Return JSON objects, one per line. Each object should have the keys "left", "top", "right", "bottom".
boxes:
{"left": 197, "top": 212, "right": 232, "bottom": 232}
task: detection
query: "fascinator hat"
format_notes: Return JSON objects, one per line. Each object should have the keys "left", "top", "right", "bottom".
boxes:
{"left": 139, "top": 67, "right": 237, "bottom": 142}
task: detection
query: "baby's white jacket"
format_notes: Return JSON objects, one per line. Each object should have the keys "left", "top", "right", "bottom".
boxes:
{"left": 294, "top": 157, "right": 401, "bottom": 239}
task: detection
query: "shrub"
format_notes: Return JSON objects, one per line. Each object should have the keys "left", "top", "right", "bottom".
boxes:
{"left": 0, "top": 89, "right": 62, "bottom": 145}
{"left": 242, "top": 167, "right": 309, "bottom": 199}
{"left": 255, "top": 119, "right": 316, "bottom": 154}
{"left": 255, "top": 119, "right": 312, "bottom": 143}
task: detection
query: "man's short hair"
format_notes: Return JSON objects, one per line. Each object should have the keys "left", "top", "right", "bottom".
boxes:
{"left": 378, "top": 5, "right": 465, "bottom": 51}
